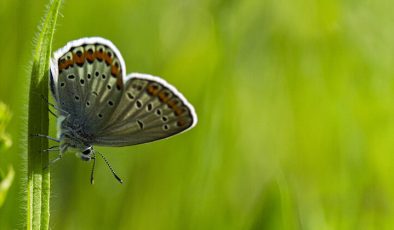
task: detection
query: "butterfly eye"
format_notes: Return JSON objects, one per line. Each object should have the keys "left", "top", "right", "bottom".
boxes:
{"left": 82, "top": 148, "right": 91, "bottom": 155}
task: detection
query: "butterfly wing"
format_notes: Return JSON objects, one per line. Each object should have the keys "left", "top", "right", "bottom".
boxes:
{"left": 50, "top": 37, "right": 197, "bottom": 146}
{"left": 50, "top": 37, "right": 127, "bottom": 134}
{"left": 91, "top": 73, "right": 197, "bottom": 146}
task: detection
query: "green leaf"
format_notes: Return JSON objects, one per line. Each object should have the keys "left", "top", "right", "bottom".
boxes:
{"left": 26, "top": 0, "right": 63, "bottom": 229}
{"left": 0, "top": 167, "right": 15, "bottom": 208}
{"left": 0, "top": 102, "right": 12, "bottom": 151}
{"left": 0, "top": 102, "right": 13, "bottom": 209}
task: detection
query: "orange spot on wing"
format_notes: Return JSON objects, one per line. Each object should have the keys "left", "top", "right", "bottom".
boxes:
{"left": 58, "top": 58, "right": 74, "bottom": 71}
{"left": 146, "top": 84, "right": 160, "bottom": 96}
{"left": 95, "top": 50, "right": 104, "bottom": 61}
{"left": 116, "top": 76, "right": 124, "bottom": 90}
{"left": 177, "top": 120, "right": 186, "bottom": 127}
{"left": 158, "top": 91, "right": 170, "bottom": 103}
{"left": 111, "top": 65, "right": 120, "bottom": 77}
{"left": 174, "top": 107, "right": 186, "bottom": 116}
{"left": 85, "top": 49, "right": 95, "bottom": 62}
{"left": 73, "top": 52, "right": 85, "bottom": 66}
{"left": 167, "top": 98, "right": 179, "bottom": 109}
{"left": 104, "top": 52, "right": 112, "bottom": 65}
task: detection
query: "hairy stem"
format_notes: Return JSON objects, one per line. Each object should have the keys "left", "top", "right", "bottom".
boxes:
{"left": 26, "top": 0, "right": 62, "bottom": 229}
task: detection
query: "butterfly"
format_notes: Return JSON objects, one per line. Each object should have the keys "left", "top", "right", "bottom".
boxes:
{"left": 46, "top": 37, "right": 197, "bottom": 183}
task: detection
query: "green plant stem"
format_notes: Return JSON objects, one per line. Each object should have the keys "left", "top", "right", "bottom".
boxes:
{"left": 27, "top": 0, "right": 62, "bottom": 229}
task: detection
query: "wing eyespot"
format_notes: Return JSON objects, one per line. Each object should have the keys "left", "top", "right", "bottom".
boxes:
{"left": 127, "top": 92, "right": 135, "bottom": 100}
{"left": 147, "top": 103, "right": 153, "bottom": 111}
{"left": 177, "top": 120, "right": 186, "bottom": 127}
{"left": 136, "top": 100, "right": 142, "bottom": 109}
{"left": 156, "top": 109, "right": 162, "bottom": 116}
{"left": 137, "top": 120, "right": 144, "bottom": 130}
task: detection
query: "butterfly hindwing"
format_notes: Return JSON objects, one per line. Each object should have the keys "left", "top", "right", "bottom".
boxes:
{"left": 92, "top": 73, "right": 197, "bottom": 146}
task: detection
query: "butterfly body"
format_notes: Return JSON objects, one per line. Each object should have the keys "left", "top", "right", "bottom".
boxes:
{"left": 49, "top": 37, "right": 197, "bottom": 172}
{"left": 56, "top": 114, "right": 93, "bottom": 159}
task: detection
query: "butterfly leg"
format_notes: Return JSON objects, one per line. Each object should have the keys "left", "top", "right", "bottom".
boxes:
{"left": 43, "top": 152, "right": 64, "bottom": 170}
{"left": 40, "top": 94, "right": 69, "bottom": 115}
{"left": 48, "top": 108, "right": 57, "bottom": 118}
{"left": 31, "top": 134, "right": 60, "bottom": 143}
{"left": 43, "top": 145, "right": 59, "bottom": 152}
{"left": 90, "top": 156, "right": 96, "bottom": 185}
{"left": 50, "top": 153, "right": 63, "bottom": 164}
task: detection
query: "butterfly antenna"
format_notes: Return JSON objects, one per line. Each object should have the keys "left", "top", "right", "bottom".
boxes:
{"left": 90, "top": 155, "right": 96, "bottom": 185}
{"left": 97, "top": 151, "right": 123, "bottom": 184}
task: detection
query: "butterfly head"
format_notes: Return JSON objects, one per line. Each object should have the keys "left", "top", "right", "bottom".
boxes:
{"left": 80, "top": 146, "right": 94, "bottom": 161}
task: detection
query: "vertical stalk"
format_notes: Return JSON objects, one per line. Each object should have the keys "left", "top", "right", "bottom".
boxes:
{"left": 27, "top": 0, "right": 62, "bottom": 229}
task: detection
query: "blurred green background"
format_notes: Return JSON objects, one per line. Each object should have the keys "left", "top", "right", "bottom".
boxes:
{"left": 1, "top": 0, "right": 394, "bottom": 229}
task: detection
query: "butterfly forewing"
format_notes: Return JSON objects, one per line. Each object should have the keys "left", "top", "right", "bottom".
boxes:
{"left": 92, "top": 73, "right": 196, "bottom": 146}
{"left": 50, "top": 38, "right": 126, "bottom": 134}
